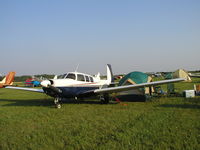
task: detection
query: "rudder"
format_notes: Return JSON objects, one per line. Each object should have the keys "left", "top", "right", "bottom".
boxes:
{"left": 5, "top": 72, "right": 16, "bottom": 85}
{"left": 106, "top": 64, "right": 114, "bottom": 84}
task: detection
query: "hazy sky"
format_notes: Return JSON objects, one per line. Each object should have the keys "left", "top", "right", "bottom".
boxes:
{"left": 0, "top": 0, "right": 200, "bottom": 76}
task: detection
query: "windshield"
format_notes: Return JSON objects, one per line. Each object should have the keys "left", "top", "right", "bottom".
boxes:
{"left": 66, "top": 73, "right": 76, "bottom": 80}
{"left": 57, "top": 74, "right": 67, "bottom": 79}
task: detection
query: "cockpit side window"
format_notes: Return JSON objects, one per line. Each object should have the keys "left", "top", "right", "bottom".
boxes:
{"left": 89, "top": 76, "right": 94, "bottom": 82}
{"left": 77, "top": 74, "right": 85, "bottom": 82}
{"left": 66, "top": 73, "right": 76, "bottom": 80}
{"left": 85, "top": 76, "right": 89, "bottom": 82}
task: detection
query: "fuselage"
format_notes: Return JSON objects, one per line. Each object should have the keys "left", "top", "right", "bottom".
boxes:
{"left": 41, "top": 72, "right": 110, "bottom": 98}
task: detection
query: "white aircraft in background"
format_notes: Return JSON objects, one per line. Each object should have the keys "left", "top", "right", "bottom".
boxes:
{"left": 6, "top": 64, "right": 185, "bottom": 108}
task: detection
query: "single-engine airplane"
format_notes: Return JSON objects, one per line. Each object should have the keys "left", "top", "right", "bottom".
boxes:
{"left": 0, "top": 72, "right": 16, "bottom": 88}
{"left": 6, "top": 65, "right": 185, "bottom": 108}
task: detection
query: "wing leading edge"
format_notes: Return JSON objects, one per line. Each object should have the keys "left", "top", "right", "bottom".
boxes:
{"left": 94, "top": 78, "right": 186, "bottom": 94}
{"left": 5, "top": 86, "right": 44, "bottom": 93}
{"left": 190, "top": 75, "right": 200, "bottom": 78}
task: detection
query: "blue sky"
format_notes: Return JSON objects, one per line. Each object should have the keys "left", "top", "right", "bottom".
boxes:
{"left": 0, "top": 0, "right": 200, "bottom": 75}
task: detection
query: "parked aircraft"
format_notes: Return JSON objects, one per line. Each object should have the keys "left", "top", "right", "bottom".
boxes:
{"left": 6, "top": 65, "right": 185, "bottom": 108}
{"left": 25, "top": 78, "right": 41, "bottom": 87}
{"left": 0, "top": 72, "right": 16, "bottom": 88}
{"left": 189, "top": 73, "right": 200, "bottom": 78}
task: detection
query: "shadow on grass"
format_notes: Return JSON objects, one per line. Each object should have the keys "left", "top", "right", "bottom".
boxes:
{"left": 159, "top": 99, "right": 200, "bottom": 109}
{"left": 115, "top": 95, "right": 146, "bottom": 102}
{"left": 158, "top": 97, "right": 200, "bottom": 109}
{"left": 0, "top": 94, "right": 148, "bottom": 108}
{"left": 158, "top": 103, "right": 200, "bottom": 109}
{"left": 61, "top": 99, "right": 117, "bottom": 105}
{"left": 0, "top": 98, "right": 117, "bottom": 107}
{"left": 0, "top": 99, "right": 53, "bottom": 107}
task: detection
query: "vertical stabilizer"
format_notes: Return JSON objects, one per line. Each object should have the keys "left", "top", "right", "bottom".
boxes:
{"left": 5, "top": 72, "right": 16, "bottom": 85}
{"left": 0, "top": 77, "right": 6, "bottom": 84}
{"left": 107, "top": 64, "right": 114, "bottom": 84}
{"left": 0, "top": 72, "right": 15, "bottom": 88}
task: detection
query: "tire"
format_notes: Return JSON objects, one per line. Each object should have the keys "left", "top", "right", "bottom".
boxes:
{"left": 56, "top": 103, "right": 61, "bottom": 109}
{"left": 101, "top": 94, "right": 110, "bottom": 104}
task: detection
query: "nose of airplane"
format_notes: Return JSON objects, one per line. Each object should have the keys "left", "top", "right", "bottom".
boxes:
{"left": 41, "top": 80, "right": 51, "bottom": 87}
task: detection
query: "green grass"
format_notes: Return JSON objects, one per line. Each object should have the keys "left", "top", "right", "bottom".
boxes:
{"left": 0, "top": 79, "right": 200, "bottom": 149}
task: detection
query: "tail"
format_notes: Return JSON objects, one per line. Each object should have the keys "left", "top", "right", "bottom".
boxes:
{"left": 5, "top": 72, "right": 16, "bottom": 85}
{"left": 106, "top": 64, "right": 114, "bottom": 84}
{"left": 0, "top": 77, "right": 6, "bottom": 84}
{"left": 0, "top": 72, "right": 16, "bottom": 88}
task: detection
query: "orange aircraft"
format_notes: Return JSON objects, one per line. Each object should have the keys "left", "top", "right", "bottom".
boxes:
{"left": 0, "top": 72, "right": 16, "bottom": 88}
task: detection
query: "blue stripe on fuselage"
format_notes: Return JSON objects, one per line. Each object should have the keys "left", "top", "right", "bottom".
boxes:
{"left": 43, "top": 86, "right": 99, "bottom": 98}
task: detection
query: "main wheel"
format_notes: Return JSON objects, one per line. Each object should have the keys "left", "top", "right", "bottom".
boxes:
{"left": 100, "top": 94, "right": 110, "bottom": 104}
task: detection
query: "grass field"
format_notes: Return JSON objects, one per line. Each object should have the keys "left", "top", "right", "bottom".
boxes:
{"left": 0, "top": 79, "right": 200, "bottom": 149}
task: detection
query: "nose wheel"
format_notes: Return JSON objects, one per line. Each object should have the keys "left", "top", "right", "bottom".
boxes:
{"left": 54, "top": 97, "right": 62, "bottom": 108}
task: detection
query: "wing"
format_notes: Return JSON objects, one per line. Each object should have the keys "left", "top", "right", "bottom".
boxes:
{"left": 94, "top": 78, "right": 186, "bottom": 94}
{"left": 190, "top": 75, "right": 200, "bottom": 78}
{"left": 5, "top": 86, "right": 44, "bottom": 93}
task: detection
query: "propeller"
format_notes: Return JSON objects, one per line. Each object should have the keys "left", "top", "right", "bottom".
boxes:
{"left": 41, "top": 80, "right": 62, "bottom": 94}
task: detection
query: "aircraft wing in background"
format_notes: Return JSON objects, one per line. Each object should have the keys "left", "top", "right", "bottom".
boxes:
{"left": 189, "top": 74, "right": 200, "bottom": 78}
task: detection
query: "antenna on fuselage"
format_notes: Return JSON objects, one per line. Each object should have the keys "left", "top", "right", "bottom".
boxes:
{"left": 75, "top": 64, "right": 79, "bottom": 72}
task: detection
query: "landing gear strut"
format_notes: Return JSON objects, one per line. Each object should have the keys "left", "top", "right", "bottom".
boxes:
{"left": 100, "top": 93, "right": 110, "bottom": 104}
{"left": 54, "top": 97, "right": 62, "bottom": 109}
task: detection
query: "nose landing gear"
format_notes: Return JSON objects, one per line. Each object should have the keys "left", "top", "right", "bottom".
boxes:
{"left": 54, "top": 97, "right": 62, "bottom": 109}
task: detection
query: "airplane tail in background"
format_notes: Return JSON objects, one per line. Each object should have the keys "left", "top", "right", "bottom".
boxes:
{"left": 0, "top": 72, "right": 16, "bottom": 88}
{"left": 0, "top": 76, "right": 6, "bottom": 84}
{"left": 5, "top": 72, "right": 16, "bottom": 85}
{"left": 106, "top": 64, "right": 114, "bottom": 85}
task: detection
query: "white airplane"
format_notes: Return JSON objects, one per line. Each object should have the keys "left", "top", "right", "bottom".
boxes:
{"left": 6, "top": 65, "right": 185, "bottom": 108}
